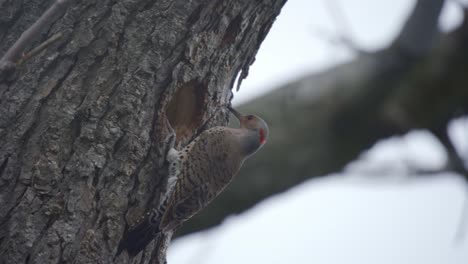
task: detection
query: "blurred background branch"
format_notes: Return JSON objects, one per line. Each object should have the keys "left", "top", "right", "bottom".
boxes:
{"left": 178, "top": 0, "right": 468, "bottom": 237}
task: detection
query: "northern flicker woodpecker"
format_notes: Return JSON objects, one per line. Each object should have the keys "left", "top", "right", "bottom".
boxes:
{"left": 117, "top": 106, "right": 269, "bottom": 257}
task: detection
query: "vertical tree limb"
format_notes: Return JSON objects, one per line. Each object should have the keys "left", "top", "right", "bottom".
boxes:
{"left": 0, "top": 0, "right": 71, "bottom": 70}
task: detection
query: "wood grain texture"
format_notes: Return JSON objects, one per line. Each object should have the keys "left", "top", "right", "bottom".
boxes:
{"left": 0, "top": 0, "right": 286, "bottom": 263}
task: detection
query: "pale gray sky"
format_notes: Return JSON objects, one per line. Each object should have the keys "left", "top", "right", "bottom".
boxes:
{"left": 169, "top": 1, "right": 468, "bottom": 263}
{"left": 232, "top": 0, "right": 463, "bottom": 104}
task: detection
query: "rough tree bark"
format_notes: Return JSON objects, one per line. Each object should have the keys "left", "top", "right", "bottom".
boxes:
{"left": 0, "top": 0, "right": 286, "bottom": 263}
{"left": 178, "top": 0, "right": 468, "bottom": 236}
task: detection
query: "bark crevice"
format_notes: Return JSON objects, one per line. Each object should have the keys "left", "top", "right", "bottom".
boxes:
{"left": 0, "top": 1, "right": 287, "bottom": 263}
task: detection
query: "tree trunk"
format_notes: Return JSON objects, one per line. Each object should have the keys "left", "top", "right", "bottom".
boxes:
{"left": 0, "top": 0, "right": 286, "bottom": 263}
{"left": 177, "top": 0, "right": 468, "bottom": 236}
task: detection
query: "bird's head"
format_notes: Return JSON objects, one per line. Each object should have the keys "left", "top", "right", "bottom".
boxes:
{"left": 228, "top": 106, "right": 269, "bottom": 146}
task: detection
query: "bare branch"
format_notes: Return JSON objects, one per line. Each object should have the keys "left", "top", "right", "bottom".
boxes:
{"left": 323, "top": 0, "right": 366, "bottom": 54}
{"left": 393, "top": 0, "right": 444, "bottom": 57}
{"left": 454, "top": 193, "right": 468, "bottom": 243}
{"left": 177, "top": 0, "right": 459, "bottom": 236}
{"left": 431, "top": 125, "right": 468, "bottom": 180}
{"left": 0, "top": 0, "right": 71, "bottom": 70}
{"left": 450, "top": 0, "right": 468, "bottom": 8}
{"left": 16, "top": 32, "right": 63, "bottom": 66}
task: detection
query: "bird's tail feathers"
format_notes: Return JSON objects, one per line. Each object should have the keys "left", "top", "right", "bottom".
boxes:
{"left": 116, "top": 216, "right": 161, "bottom": 257}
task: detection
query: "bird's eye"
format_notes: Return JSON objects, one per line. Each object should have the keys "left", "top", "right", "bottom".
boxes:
{"left": 247, "top": 115, "right": 254, "bottom": 120}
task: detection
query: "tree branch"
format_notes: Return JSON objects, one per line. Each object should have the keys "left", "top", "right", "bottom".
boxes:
{"left": 0, "top": 0, "right": 71, "bottom": 70}
{"left": 176, "top": 0, "right": 468, "bottom": 237}
{"left": 323, "top": 0, "right": 365, "bottom": 54}
{"left": 16, "top": 32, "right": 63, "bottom": 66}
{"left": 392, "top": 0, "right": 444, "bottom": 57}
{"left": 431, "top": 125, "right": 468, "bottom": 180}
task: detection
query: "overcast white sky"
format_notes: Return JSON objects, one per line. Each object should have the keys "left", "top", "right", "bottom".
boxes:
{"left": 168, "top": 1, "right": 468, "bottom": 263}
{"left": 232, "top": 0, "right": 464, "bottom": 104}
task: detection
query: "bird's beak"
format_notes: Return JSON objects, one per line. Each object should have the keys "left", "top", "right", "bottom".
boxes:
{"left": 228, "top": 105, "right": 243, "bottom": 121}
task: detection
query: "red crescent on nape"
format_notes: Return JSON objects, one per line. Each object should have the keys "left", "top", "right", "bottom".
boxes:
{"left": 259, "top": 128, "right": 266, "bottom": 144}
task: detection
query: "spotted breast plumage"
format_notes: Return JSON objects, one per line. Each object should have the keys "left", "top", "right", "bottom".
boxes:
{"left": 117, "top": 106, "right": 269, "bottom": 257}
